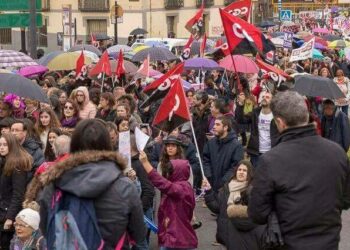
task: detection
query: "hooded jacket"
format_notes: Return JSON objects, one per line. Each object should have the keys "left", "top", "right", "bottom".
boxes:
{"left": 147, "top": 159, "right": 198, "bottom": 249}
{"left": 76, "top": 86, "right": 97, "bottom": 119}
{"left": 22, "top": 138, "right": 45, "bottom": 179}
{"left": 38, "top": 151, "right": 146, "bottom": 249}
{"left": 203, "top": 132, "right": 244, "bottom": 191}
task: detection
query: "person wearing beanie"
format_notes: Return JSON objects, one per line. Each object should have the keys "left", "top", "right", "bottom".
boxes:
{"left": 10, "top": 202, "right": 46, "bottom": 250}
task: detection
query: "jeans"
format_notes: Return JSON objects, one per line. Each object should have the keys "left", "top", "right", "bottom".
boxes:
{"left": 337, "top": 105, "right": 349, "bottom": 116}
{"left": 160, "top": 248, "right": 196, "bottom": 250}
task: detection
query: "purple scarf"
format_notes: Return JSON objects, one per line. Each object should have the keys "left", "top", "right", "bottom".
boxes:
{"left": 61, "top": 117, "right": 78, "bottom": 128}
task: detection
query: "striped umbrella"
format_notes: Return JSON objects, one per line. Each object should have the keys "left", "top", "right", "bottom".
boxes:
{"left": 0, "top": 50, "right": 38, "bottom": 68}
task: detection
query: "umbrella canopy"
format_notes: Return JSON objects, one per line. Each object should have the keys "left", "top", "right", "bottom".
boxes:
{"left": 184, "top": 58, "right": 221, "bottom": 70}
{"left": 0, "top": 50, "right": 38, "bottom": 68}
{"left": 271, "top": 37, "right": 284, "bottom": 47}
{"left": 258, "top": 20, "right": 276, "bottom": 28}
{"left": 130, "top": 28, "right": 148, "bottom": 35}
{"left": 312, "top": 49, "right": 324, "bottom": 59}
{"left": 107, "top": 45, "right": 132, "bottom": 54}
{"left": 0, "top": 73, "right": 48, "bottom": 103}
{"left": 304, "top": 35, "right": 328, "bottom": 47}
{"left": 18, "top": 65, "right": 48, "bottom": 77}
{"left": 47, "top": 52, "right": 93, "bottom": 71}
{"left": 270, "top": 32, "right": 285, "bottom": 38}
{"left": 72, "top": 51, "right": 99, "bottom": 63}
{"left": 313, "top": 27, "right": 330, "bottom": 34}
{"left": 38, "top": 51, "right": 64, "bottom": 66}
{"left": 68, "top": 45, "right": 102, "bottom": 56}
{"left": 219, "top": 55, "right": 259, "bottom": 73}
{"left": 322, "top": 34, "right": 341, "bottom": 41}
{"left": 328, "top": 40, "right": 350, "bottom": 49}
{"left": 293, "top": 74, "right": 345, "bottom": 99}
{"left": 132, "top": 47, "right": 177, "bottom": 62}
{"left": 314, "top": 42, "right": 327, "bottom": 50}
{"left": 133, "top": 45, "right": 149, "bottom": 53}
{"left": 109, "top": 60, "right": 138, "bottom": 74}
{"left": 191, "top": 41, "right": 212, "bottom": 55}
{"left": 144, "top": 41, "right": 167, "bottom": 48}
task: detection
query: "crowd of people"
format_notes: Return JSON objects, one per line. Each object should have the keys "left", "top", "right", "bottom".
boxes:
{"left": 0, "top": 38, "right": 350, "bottom": 250}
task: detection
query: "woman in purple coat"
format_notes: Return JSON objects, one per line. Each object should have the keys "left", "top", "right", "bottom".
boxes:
{"left": 139, "top": 151, "right": 198, "bottom": 250}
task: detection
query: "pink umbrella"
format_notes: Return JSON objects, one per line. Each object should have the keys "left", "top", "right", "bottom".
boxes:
{"left": 312, "top": 28, "right": 329, "bottom": 34}
{"left": 219, "top": 55, "right": 259, "bottom": 73}
{"left": 18, "top": 65, "right": 48, "bottom": 77}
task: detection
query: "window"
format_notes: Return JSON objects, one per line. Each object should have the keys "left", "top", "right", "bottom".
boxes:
{"left": 167, "top": 16, "right": 176, "bottom": 37}
{"left": 87, "top": 19, "right": 107, "bottom": 40}
{"left": 38, "top": 18, "right": 48, "bottom": 47}
{"left": 0, "top": 29, "right": 12, "bottom": 44}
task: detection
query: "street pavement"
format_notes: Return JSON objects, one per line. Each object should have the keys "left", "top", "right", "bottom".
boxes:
{"left": 150, "top": 200, "right": 350, "bottom": 249}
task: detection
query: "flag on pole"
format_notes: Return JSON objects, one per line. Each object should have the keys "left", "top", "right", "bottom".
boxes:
{"left": 89, "top": 51, "right": 112, "bottom": 77}
{"left": 137, "top": 54, "right": 150, "bottom": 77}
{"left": 116, "top": 49, "right": 125, "bottom": 78}
{"left": 90, "top": 33, "right": 98, "bottom": 47}
{"left": 180, "top": 35, "right": 194, "bottom": 61}
{"left": 75, "top": 50, "right": 85, "bottom": 78}
{"left": 223, "top": 0, "right": 252, "bottom": 21}
{"left": 185, "top": 3, "right": 204, "bottom": 39}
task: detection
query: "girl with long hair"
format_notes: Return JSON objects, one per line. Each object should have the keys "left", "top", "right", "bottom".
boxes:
{"left": 44, "top": 128, "right": 63, "bottom": 161}
{"left": 35, "top": 107, "right": 61, "bottom": 151}
{"left": 60, "top": 99, "right": 80, "bottom": 134}
{"left": 0, "top": 133, "right": 33, "bottom": 249}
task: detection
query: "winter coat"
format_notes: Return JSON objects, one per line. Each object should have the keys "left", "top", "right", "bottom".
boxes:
{"left": 235, "top": 105, "right": 279, "bottom": 156}
{"left": 191, "top": 103, "right": 211, "bottom": 155}
{"left": 321, "top": 109, "right": 350, "bottom": 152}
{"left": 38, "top": 151, "right": 146, "bottom": 250}
{"left": 22, "top": 138, "right": 45, "bottom": 178}
{"left": 96, "top": 108, "right": 117, "bottom": 122}
{"left": 76, "top": 86, "right": 97, "bottom": 119}
{"left": 205, "top": 185, "right": 264, "bottom": 250}
{"left": 0, "top": 160, "right": 28, "bottom": 222}
{"left": 248, "top": 125, "right": 350, "bottom": 250}
{"left": 203, "top": 132, "right": 244, "bottom": 191}
{"left": 147, "top": 159, "right": 198, "bottom": 249}
{"left": 131, "top": 155, "right": 155, "bottom": 212}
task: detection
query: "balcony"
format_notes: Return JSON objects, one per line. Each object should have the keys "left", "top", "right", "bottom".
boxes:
{"left": 164, "top": 0, "right": 184, "bottom": 9}
{"left": 78, "top": 0, "right": 110, "bottom": 12}
{"left": 224, "top": 0, "right": 235, "bottom": 6}
{"left": 196, "top": 0, "right": 214, "bottom": 8}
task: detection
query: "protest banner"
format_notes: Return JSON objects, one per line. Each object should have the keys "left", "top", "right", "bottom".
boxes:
{"left": 290, "top": 38, "right": 314, "bottom": 62}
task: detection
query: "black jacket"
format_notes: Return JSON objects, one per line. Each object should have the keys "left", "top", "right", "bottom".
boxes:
{"left": 248, "top": 125, "right": 350, "bottom": 250}
{"left": 191, "top": 103, "right": 211, "bottom": 155}
{"left": 96, "top": 108, "right": 117, "bottom": 122}
{"left": 205, "top": 185, "right": 263, "bottom": 250}
{"left": 203, "top": 132, "right": 244, "bottom": 191}
{"left": 22, "top": 138, "right": 45, "bottom": 175}
{"left": 235, "top": 105, "right": 279, "bottom": 156}
{"left": 38, "top": 151, "right": 146, "bottom": 250}
{"left": 321, "top": 109, "right": 350, "bottom": 152}
{"left": 131, "top": 155, "right": 155, "bottom": 212}
{"left": 0, "top": 160, "right": 28, "bottom": 222}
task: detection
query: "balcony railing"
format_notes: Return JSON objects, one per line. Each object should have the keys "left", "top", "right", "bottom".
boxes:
{"left": 164, "top": 0, "right": 184, "bottom": 9}
{"left": 196, "top": 0, "right": 214, "bottom": 8}
{"left": 78, "top": 0, "right": 110, "bottom": 12}
{"left": 224, "top": 0, "right": 235, "bottom": 6}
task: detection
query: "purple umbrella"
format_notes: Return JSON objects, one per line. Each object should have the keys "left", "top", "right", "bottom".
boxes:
{"left": 314, "top": 42, "right": 326, "bottom": 50}
{"left": 184, "top": 58, "right": 222, "bottom": 70}
{"left": 18, "top": 65, "right": 48, "bottom": 77}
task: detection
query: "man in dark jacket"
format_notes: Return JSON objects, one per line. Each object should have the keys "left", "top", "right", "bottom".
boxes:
{"left": 321, "top": 99, "right": 350, "bottom": 152}
{"left": 10, "top": 120, "right": 45, "bottom": 178}
{"left": 235, "top": 91, "right": 279, "bottom": 167}
{"left": 203, "top": 116, "right": 244, "bottom": 192}
{"left": 249, "top": 91, "right": 350, "bottom": 250}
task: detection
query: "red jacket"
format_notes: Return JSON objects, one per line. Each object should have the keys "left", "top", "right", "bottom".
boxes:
{"left": 148, "top": 159, "right": 198, "bottom": 248}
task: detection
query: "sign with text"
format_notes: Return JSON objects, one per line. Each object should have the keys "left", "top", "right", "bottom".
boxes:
{"left": 283, "top": 32, "right": 293, "bottom": 49}
{"left": 290, "top": 38, "right": 314, "bottom": 62}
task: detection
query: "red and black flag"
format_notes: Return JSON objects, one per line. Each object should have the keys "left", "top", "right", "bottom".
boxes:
{"left": 256, "top": 56, "right": 290, "bottom": 86}
{"left": 219, "top": 8, "right": 275, "bottom": 56}
{"left": 140, "top": 62, "right": 184, "bottom": 108}
{"left": 180, "top": 35, "right": 194, "bottom": 61}
{"left": 185, "top": 3, "right": 204, "bottom": 40}
{"left": 215, "top": 38, "right": 230, "bottom": 56}
{"left": 153, "top": 78, "right": 191, "bottom": 133}
{"left": 223, "top": 0, "right": 251, "bottom": 21}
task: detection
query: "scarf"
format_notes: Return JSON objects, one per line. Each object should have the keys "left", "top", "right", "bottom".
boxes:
{"left": 227, "top": 179, "right": 248, "bottom": 205}
{"left": 61, "top": 117, "right": 78, "bottom": 128}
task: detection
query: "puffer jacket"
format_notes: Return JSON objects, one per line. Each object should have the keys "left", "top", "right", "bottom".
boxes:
{"left": 38, "top": 151, "right": 146, "bottom": 250}
{"left": 76, "top": 86, "right": 97, "bottom": 119}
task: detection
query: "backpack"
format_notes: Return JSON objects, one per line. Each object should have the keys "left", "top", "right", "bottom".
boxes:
{"left": 46, "top": 189, "right": 105, "bottom": 250}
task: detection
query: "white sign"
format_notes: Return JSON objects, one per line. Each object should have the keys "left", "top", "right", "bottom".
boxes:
{"left": 283, "top": 32, "right": 293, "bottom": 49}
{"left": 135, "top": 127, "right": 150, "bottom": 152}
{"left": 280, "top": 10, "right": 292, "bottom": 22}
{"left": 290, "top": 38, "right": 315, "bottom": 62}
{"left": 119, "top": 131, "right": 131, "bottom": 171}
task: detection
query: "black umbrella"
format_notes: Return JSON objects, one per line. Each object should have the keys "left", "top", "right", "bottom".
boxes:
{"left": 130, "top": 28, "right": 148, "bottom": 36}
{"left": 68, "top": 45, "right": 102, "bottom": 56}
{"left": 0, "top": 73, "right": 48, "bottom": 103}
{"left": 293, "top": 74, "right": 345, "bottom": 99}
{"left": 132, "top": 47, "right": 177, "bottom": 62}
{"left": 258, "top": 20, "right": 276, "bottom": 28}
{"left": 271, "top": 32, "right": 285, "bottom": 38}
{"left": 88, "top": 34, "right": 111, "bottom": 42}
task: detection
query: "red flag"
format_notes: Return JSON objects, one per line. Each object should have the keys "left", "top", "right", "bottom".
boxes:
{"left": 89, "top": 51, "right": 112, "bottom": 77}
{"left": 220, "top": 8, "right": 263, "bottom": 53}
{"left": 256, "top": 57, "right": 289, "bottom": 85}
{"left": 223, "top": 0, "right": 251, "bottom": 21}
{"left": 153, "top": 78, "right": 191, "bottom": 133}
{"left": 75, "top": 50, "right": 85, "bottom": 78}
{"left": 140, "top": 62, "right": 184, "bottom": 108}
{"left": 180, "top": 35, "right": 194, "bottom": 61}
{"left": 137, "top": 54, "right": 150, "bottom": 77}
{"left": 115, "top": 49, "right": 125, "bottom": 78}
{"left": 215, "top": 39, "right": 230, "bottom": 56}
{"left": 90, "top": 33, "right": 98, "bottom": 47}
{"left": 185, "top": 4, "right": 204, "bottom": 40}
{"left": 200, "top": 33, "right": 207, "bottom": 57}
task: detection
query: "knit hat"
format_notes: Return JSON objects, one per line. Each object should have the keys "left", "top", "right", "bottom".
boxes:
{"left": 16, "top": 208, "right": 40, "bottom": 230}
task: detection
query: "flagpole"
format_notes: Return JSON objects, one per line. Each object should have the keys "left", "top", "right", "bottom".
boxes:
{"left": 101, "top": 72, "right": 105, "bottom": 93}
{"left": 190, "top": 119, "right": 205, "bottom": 179}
